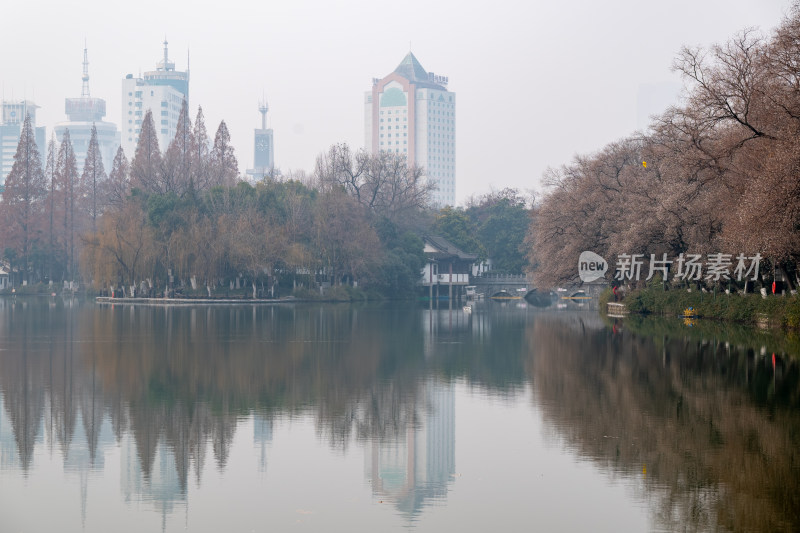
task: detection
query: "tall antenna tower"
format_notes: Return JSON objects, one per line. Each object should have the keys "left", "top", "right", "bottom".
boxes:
{"left": 81, "top": 43, "right": 90, "bottom": 98}
{"left": 259, "top": 95, "right": 269, "bottom": 130}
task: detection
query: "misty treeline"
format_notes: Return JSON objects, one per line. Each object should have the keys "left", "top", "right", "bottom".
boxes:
{"left": 529, "top": 6, "right": 800, "bottom": 289}
{"left": 1, "top": 101, "right": 530, "bottom": 297}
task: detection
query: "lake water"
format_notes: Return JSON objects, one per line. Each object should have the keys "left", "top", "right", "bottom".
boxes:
{"left": 0, "top": 298, "right": 798, "bottom": 532}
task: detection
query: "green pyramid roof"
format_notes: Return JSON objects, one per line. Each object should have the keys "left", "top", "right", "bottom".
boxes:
{"left": 392, "top": 52, "right": 446, "bottom": 89}
{"left": 394, "top": 52, "right": 428, "bottom": 81}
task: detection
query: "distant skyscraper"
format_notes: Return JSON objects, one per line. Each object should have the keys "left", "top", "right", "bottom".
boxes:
{"left": 0, "top": 100, "right": 46, "bottom": 189}
{"left": 54, "top": 46, "right": 120, "bottom": 176}
{"left": 246, "top": 98, "right": 274, "bottom": 180}
{"left": 365, "top": 52, "right": 456, "bottom": 207}
{"left": 121, "top": 40, "right": 189, "bottom": 158}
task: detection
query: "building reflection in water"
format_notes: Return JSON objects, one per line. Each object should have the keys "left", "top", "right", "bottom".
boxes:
{"left": 121, "top": 434, "right": 186, "bottom": 527}
{"left": 365, "top": 378, "right": 455, "bottom": 518}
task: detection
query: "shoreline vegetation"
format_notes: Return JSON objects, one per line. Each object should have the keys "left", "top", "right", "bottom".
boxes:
{"left": 604, "top": 285, "right": 800, "bottom": 331}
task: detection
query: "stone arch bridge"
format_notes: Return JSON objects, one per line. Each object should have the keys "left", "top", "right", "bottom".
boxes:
{"left": 471, "top": 273, "right": 532, "bottom": 298}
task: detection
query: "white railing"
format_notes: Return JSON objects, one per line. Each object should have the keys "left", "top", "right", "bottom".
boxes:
{"left": 420, "top": 274, "right": 470, "bottom": 285}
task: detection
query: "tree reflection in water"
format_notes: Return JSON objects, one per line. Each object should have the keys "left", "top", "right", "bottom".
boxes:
{"left": 0, "top": 299, "right": 797, "bottom": 531}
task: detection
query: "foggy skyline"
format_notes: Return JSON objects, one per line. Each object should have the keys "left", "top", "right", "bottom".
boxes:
{"left": 0, "top": 0, "right": 789, "bottom": 205}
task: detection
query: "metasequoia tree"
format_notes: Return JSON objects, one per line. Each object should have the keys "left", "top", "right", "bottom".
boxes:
{"left": 130, "top": 110, "right": 162, "bottom": 194}
{"left": 106, "top": 147, "right": 130, "bottom": 210}
{"left": 210, "top": 120, "right": 238, "bottom": 187}
{"left": 1, "top": 114, "right": 46, "bottom": 283}
{"left": 54, "top": 129, "right": 80, "bottom": 281}
{"left": 44, "top": 134, "right": 58, "bottom": 280}
{"left": 163, "top": 100, "right": 195, "bottom": 196}
{"left": 191, "top": 107, "right": 211, "bottom": 192}
{"left": 82, "top": 125, "right": 107, "bottom": 232}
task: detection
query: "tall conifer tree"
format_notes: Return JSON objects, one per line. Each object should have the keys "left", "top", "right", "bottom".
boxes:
{"left": 130, "top": 110, "right": 162, "bottom": 194}
{"left": 107, "top": 146, "right": 130, "bottom": 209}
{"left": 164, "top": 100, "right": 194, "bottom": 196}
{"left": 1, "top": 113, "right": 46, "bottom": 283}
{"left": 55, "top": 129, "right": 79, "bottom": 280}
{"left": 192, "top": 107, "right": 210, "bottom": 191}
{"left": 82, "top": 125, "right": 107, "bottom": 231}
{"left": 44, "top": 134, "right": 58, "bottom": 280}
{"left": 210, "top": 120, "right": 238, "bottom": 187}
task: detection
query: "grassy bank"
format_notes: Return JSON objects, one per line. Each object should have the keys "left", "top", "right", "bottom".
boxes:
{"left": 620, "top": 286, "right": 800, "bottom": 329}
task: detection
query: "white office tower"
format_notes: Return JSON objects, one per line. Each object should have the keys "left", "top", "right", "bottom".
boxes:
{"left": 54, "top": 46, "right": 120, "bottom": 176}
{"left": 121, "top": 40, "right": 189, "bottom": 158}
{"left": 0, "top": 100, "right": 46, "bottom": 189}
{"left": 365, "top": 53, "right": 456, "bottom": 207}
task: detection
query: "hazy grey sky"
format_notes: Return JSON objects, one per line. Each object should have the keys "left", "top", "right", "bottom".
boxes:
{"left": 0, "top": 0, "right": 790, "bottom": 205}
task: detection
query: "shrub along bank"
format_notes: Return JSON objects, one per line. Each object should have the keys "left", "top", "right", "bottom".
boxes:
{"left": 620, "top": 286, "right": 800, "bottom": 330}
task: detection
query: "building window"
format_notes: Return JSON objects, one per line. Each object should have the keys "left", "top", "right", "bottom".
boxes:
{"left": 161, "top": 120, "right": 168, "bottom": 125}
{"left": 161, "top": 128, "right": 168, "bottom": 134}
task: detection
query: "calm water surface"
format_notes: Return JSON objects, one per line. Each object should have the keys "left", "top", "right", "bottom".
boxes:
{"left": 0, "top": 298, "right": 798, "bottom": 532}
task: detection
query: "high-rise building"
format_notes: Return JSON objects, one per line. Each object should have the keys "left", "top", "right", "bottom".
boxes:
{"left": 54, "top": 46, "right": 120, "bottom": 176}
{"left": 246, "top": 99, "right": 274, "bottom": 180}
{"left": 0, "top": 100, "right": 46, "bottom": 189}
{"left": 121, "top": 40, "right": 189, "bottom": 158}
{"left": 365, "top": 52, "right": 456, "bottom": 207}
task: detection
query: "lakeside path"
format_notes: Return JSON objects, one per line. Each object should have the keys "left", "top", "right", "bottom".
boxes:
{"left": 95, "top": 297, "right": 297, "bottom": 306}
